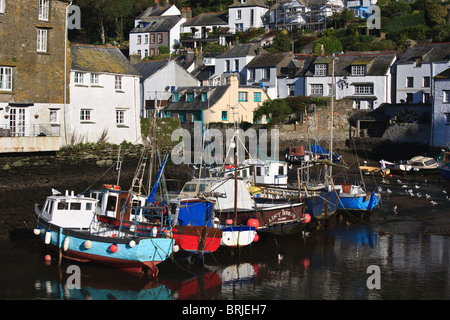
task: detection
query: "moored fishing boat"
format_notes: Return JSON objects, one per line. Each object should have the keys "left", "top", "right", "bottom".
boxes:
{"left": 334, "top": 183, "right": 381, "bottom": 211}
{"left": 34, "top": 190, "right": 174, "bottom": 276}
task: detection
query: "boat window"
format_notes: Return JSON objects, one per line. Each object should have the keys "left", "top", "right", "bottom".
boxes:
{"left": 48, "top": 200, "right": 54, "bottom": 215}
{"left": 278, "top": 165, "right": 284, "bottom": 175}
{"left": 182, "top": 183, "right": 197, "bottom": 193}
{"left": 70, "top": 202, "right": 81, "bottom": 210}
{"left": 86, "top": 202, "right": 92, "bottom": 211}
{"left": 106, "top": 196, "right": 116, "bottom": 211}
{"left": 242, "top": 169, "right": 248, "bottom": 178}
{"left": 424, "top": 159, "right": 436, "bottom": 166}
{"left": 411, "top": 162, "right": 423, "bottom": 167}
{"left": 256, "top": 167, "right": 262, "bottom": 176}
{"left": 57, "top": 201, "right": 69, "bottom": 210}
{"left": 198, "top": 183, "right": 207, "bottom": 193}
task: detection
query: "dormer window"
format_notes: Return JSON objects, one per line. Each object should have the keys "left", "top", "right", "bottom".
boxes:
{"left": 315, "top": 64, "right": 327, "bottom": 76}
{"left": 352, "top": 65, "right": 365, "bottom": 76}
{"left": 415, "top": 57, "right": 422, "bottom": 67}
{"left": 185, "top": 93, "right": 194, "bottom": 102}
{"left": 172, "top": 93, "right": 179, "bottom": 102}
{"left": 201, "top": 93, "right": 207, "bottom": 102}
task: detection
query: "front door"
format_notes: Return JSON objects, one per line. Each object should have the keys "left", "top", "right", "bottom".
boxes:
{"left": 10, "top": 107, "right": 25, "bottom": 137}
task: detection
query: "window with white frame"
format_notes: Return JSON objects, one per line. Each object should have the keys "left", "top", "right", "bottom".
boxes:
{"left": 74, "top": 72, "right": 85, "bottom": 84}
{"left": 157, "top": 33, "right": 163, "bottom": 43}
{"left": 0, "top": 0, "right": 6, "bottom": 13}
{"left": 137, "top": 35, "right": 141, "bottom": 45}
{"left": 115, "top": 75, "right": 122, "bottom": 90}
{"left": 351, "top": 65, "right": 365, "bottom": 76}
{"left": 263, "top": 68, "right": 270, "bottom": 80}
{"left": 310, "top": 84, "right": 323, "bottom": 96}
{"left": 444, "top": 91, "right": 450, "bottom": 103}
{"left": 354, "top": 83, "right": 373, "bottom": 95}
{"left": 144, "top": 35, "right": 148, "bottom": 44}
{"left": 315, "top": 64, "right": 327, "bottom": 76}
{"left": 116, "top": 110, "right": 125, "bottom": 125}
{"left": 237, "top": 10, "right": 242, "bottom": 19}
{"left": 249, "top": 69, "right": 255, "bottom": 80}
{"left": 38, "top": 0, "right": 50, "bottom": 21}
{"left": 90, "top": 73, "right": 99, "bottom": 85}
{"left": 50, "top": 110, "right": 58, "bottom": 123}
{"left": 406, "top": 77, "right": 414, "bottom": 88}
{"left": 225, "top": 60, "right": 230, "bottom": 72}
{"left": 0, "top": 67, "right": 13, "bottom": 91}
{"left": 80, "top": 109, "right": 91, "bottom": 121}
{"left": 37, "top": 28, "right": 48, "bottom": 53}
{"left": 445, "top": 113, "right": 450, "bottom": 123}
{"left": 423, "top": 76, "right": 430, "bottom": 88}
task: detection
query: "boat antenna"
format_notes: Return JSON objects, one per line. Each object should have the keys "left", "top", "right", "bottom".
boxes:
{"left": 116, "top": 144, "right": 123, "bottom": 186}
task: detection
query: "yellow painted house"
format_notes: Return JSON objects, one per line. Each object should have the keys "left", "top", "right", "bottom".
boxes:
{"left": 163, "top": 74, "right": 270, "bottom": 124}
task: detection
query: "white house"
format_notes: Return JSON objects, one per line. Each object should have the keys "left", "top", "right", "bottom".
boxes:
{"left": 210, "top": 43, "right": 264, "bottom": 86}
{"left": 268, "top": 0, "right": 307, "bottom": 30}
{"left": 133, "top": 59, "right": 200, "bottom": 118}
{"left": 228, "top": 0, "right": 269, "bottom": 33}
{"left": 395, "top": 42, "right": 450, "bottom": 104}
{"left": 69, "top": 44, "right": 142, "bottom": 145}
{"left": 246, "top": 52, "right": 295, "bottom": 99}
{"left": 277, "top": 54, "right": 315, "bottom": 98}
{"left": 180, "top": 12, "right": 230, "bottom": 48}
{"left": 304, "top": 52, "right": 396, "bottom": 109}
{"left": 430, "top": 68, "right": 450, "bottom": 148}
{"left": 133, "top": 1, "right": 181, "bottom": 27}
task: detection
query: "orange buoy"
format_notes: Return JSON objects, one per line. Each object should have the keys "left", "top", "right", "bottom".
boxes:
{"left": 109, "top": 244, "right": 118, "bottom": 253}
{"left": 302, "top": 213, "right": 311, "bottom": 223}
{"left": 247, "top": 218, "right": 259, "bottom": 229}
{"left": 44, "top": 254, "right": 51, "bottom": 262}
{"left": 253, "top": 233, "right": 259, "bottom": 242}
{"left": 102, "top": 184, "right": 121, "bottom": 191}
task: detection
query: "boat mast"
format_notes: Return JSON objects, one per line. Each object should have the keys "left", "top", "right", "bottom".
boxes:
{"left": 328, "top": 53, "right": 336, "bottom": 186}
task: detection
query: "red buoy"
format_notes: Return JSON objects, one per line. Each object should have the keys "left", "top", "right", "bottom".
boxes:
{"left": 226, "top": 218, "right": 233, "bottom": 225}
{"left": 302, "top": 213, "right": 311, "bottom": 223}
{"left": 44, "top": 254, "right": 51, "bottom": 262}
{"left": 109, "top": 244, "right": 118, "bottom": 253}
{"left": 246, "top": 218, "right": 260, "bottom": 229}
{"left": 253, "top": 233, "right": 259, "bottom": 242}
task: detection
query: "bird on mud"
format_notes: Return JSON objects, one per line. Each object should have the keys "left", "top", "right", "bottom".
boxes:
{"left": 431, "top": 201, "right": 437, "bottom": 206}
{"left": 426, "top": 194, "right": 431, "bottom": 199}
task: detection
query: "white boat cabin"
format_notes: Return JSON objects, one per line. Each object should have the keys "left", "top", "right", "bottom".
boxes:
{"left": 177, "top": 177, "right": 254, "bottom": 211}
{"left": 223, "top": 159, "right": 288, "bottom": 186}
{"left": 89, "top": 186, "right": 147, "bottom": 223}
{"left": 40, "top": 191, "right": 98, "bottom": 229}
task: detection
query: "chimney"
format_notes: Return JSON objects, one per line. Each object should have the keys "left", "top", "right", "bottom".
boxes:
{"left": 163, "top": 0, "right": 169, "bottom": 7}
{"left": 181, "top": 7, "right": 192, "bottom": 20}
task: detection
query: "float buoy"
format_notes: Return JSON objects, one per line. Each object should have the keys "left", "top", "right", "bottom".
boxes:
{"left": 247, "top": 218, "right": 259, "bottom": 229}
{"left": 302, "top": 213, "right": 311, "bottom": 223}
{"left": 226, "top": 218, "right": 233, "bottom": 225}
{"left": 109, "top": 244, "right": 118, "bottom": 253}
{"left": 128, "top": 240, "right": 136, "bottom": 248}
{"left": 63, "top": 237, "right": 70, "bottom": 251}
{"left": 253, "top": 233, "right": 259, "bottom": 242}
{"left": 84, "top": 240, "right": 92, "bottom": 249}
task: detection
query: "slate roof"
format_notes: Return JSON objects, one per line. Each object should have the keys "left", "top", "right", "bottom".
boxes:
{"left": 397, "top": 42, "right": 450, "bottom": 64}
{"left": 246, "top": 52, "right": 295, "bottom": 69}
{"left": 135, "top": 5, "right": 177, "bottom": 20}
{"left": 303, "top": 52, "right": 397, "bottom": 77}
{"left": 217, "top": 43, "right": 265, "bottom": 58}
{"left": 133, "top": 60, "right": 170, "bottom": 80}
{"left": 71, "top": 44, "right": 141, "bottom": 76}
{"left": 435, "top": 68, "right": 450, "bottom": 80}
{"left": 278, "top": 54, "right": 315, "bottom": 78}
{"left": 191, "top": 65, "right": 215, "bottom": 81}
{"left": 182, "top": 12, "right": 229, "bottom": 27}
{"left": 130, "top": 15, "right": 182, "bottom": 33}
{"left": 229, "top": 0, "right": 269, "bottom": 8}
{"left": 164, "top": 86, "right": 228, "bottom": 111}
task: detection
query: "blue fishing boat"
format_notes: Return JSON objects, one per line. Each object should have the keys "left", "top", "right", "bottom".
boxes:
{"left": 335, "top": 183, "right": 381, "bottom": 211}
{"left": 438, "top": 163, "right": 450, "bottom": 180}
{"left": 34, "top": 190, "right": 174, "bottom": 276}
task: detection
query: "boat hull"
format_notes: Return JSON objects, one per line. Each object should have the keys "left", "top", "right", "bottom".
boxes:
{"left": 337, "top": 192, "right": 381, "bottom": 211}
{"left": 220, "top": 225, "right": 257, "bottom": 247}
{"left": 438, "top": 164, "right": 450, "bottom": 180}
{"left": 96, "top": 215, "right": 222, "bottom": 254}
{"left": 35, "top": 218, "right": 173, "bottom": 275}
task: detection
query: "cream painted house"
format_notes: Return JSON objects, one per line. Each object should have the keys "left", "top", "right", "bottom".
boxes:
{"left": 162, "top": 74, "right": 269, "bottom": 124}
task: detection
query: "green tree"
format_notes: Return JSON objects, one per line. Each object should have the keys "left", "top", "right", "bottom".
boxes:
{"left": 268, "top": 30, "right": 292, "bottom": 52}
{"left": 425, "top": 2, "right": 448, "bottom": 26}
{"left": 313, "top": 36, "right": 343, "bottom": 55}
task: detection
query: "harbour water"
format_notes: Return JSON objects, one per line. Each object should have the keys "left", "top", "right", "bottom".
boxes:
{"left": 1, "top": 172, "right": 449, "bottom": 301}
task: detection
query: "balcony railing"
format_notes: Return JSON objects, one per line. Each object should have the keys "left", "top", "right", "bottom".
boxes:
{"left": 0, "top": 124, "right": 60, "bottom": 137}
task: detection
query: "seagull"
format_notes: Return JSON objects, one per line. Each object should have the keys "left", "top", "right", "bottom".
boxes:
{"left": 431, "top": 201, "right": 437, "bottom": 206}
{"left": 416, "top": 192, "right": 422, "bottom": 198}
{"left": 393, "top": 205, "right": 398, "bottom": 215}
{"left": 397, "top": 179, "right": 402, "bottom": 184}
{"left": 443, "top": 190, "right": 447, "bottom": 195}
{"left": 402, "top": 185, "right": 408, "bottom": 188}
{"left": 51, "top": 188, "right": 62, "bottom": 195}
{"left": 387, "top": 188, "right": 392, "bottom": 194}
{"left": 381, "top": 178, "right": 387, "bottom": 184}
{"left": 426, "top": 194, "right": 431, "bottom": 199}
{"left": 377, "top": 186, "right": 383, "bottom": 193}
{"left": 415, "top": 185, "right": 420, "bottom": 189}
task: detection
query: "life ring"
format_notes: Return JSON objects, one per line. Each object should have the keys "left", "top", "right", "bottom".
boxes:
{"left": 102, "top": 184, "right": 121, "bottom": 191}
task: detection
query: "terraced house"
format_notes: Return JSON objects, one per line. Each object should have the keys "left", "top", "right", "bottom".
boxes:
{"left": 0, "top": 0, "right": 71, "bottom": 153}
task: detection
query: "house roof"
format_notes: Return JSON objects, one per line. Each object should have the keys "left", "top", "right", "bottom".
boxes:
{"left": 304, "top": 52, "right": 396, "bottom": 77}
{"left": 191, "top": 65, "right": 216, "bottom": 81}
{"left": 164, "top": 86, "right": 229, "bottom": 111}
{"left": 217, "top": 43, "right": 266, "bottom": 58}
{"left": 70, "top": 44, "right": 141, "bottom": 76}
{"left": 135, "top": 5, "right": 177, "bottom": 20}
{"left": 246, "top": 52, "right": 295, "bottom": 69}
{"left": 397, "top": 42, "right": 450, "bottom": 64}
{"left": 229, "top": 0, "right": 269, "bottom": 9}
{"left": 279, "top": 54, "right": 315, "bottom": 77}
{"left": 130, "top": 15, "right": 182, "bottom": 33}
{"left": 182, "top": 12, "right": 229, "bottom": 27}
{"left": 435, "top": 68, "right": 450, "bottom": 80}
{"left": 133, "top": 59, "right": 170, "bottom": 79}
